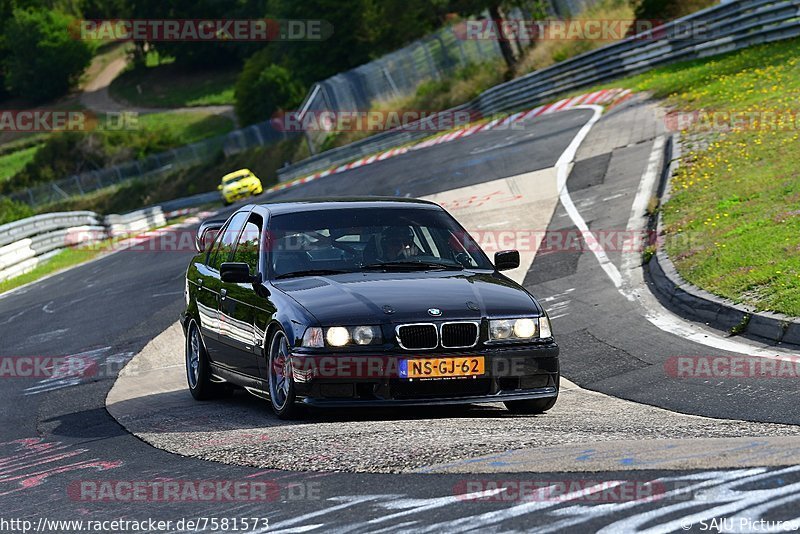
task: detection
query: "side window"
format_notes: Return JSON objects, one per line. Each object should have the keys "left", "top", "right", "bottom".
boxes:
{"left": 231, "top": 214, "right": 262, "bottom": 274}
{"left": 208, "top": 212, "right": 249, "bottom": 271}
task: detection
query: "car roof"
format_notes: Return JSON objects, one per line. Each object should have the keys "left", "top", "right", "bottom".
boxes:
{"left": 252, "top": 197, "right": 442, "bottom": 215}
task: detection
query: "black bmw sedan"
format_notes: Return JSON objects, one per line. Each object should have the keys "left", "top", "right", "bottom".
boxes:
{"left": 181, "top": 198, "right": 559, "bottom": 419}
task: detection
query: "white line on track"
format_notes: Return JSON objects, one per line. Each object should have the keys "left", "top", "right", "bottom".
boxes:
{"left": 554, "top": 105, "right": 623, "bottom": 288}
{"left": 556, "top": 107, "right": 798, "bottom": 359}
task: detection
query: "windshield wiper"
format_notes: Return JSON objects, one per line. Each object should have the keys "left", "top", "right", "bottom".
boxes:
{"left": 275, "top": 269, "right": 350, "bottom": 279}
{"left": 360, "top": 261, "right": 463, "bottom": 271}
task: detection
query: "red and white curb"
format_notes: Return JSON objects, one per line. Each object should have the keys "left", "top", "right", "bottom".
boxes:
{"left": 267, "top": 88, "right": 632, "bottom": 195}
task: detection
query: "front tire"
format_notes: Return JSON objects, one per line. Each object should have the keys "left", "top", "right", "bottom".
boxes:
{"left": 186, "top": 322, "right": 221, "bottom": 400}
{"left": 267, "top": 329, "right": 300, "bottom": 419}
{"left": 504, "top": 396, "right": 557, "bottom": 414}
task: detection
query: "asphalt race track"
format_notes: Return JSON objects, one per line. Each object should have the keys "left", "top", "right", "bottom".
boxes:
{"left": 2, "top": 99, "right": 800, "bottom": 532}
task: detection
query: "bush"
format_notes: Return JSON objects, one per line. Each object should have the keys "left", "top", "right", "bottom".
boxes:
{"left": 633, "top": 0, "right": 717, "bottom": 21}
{"left": 0, "top": 112, "right": 234, "bottom": 195}
{"left": 0, "top": 132, "right": 125, "bottom": 194}
{"left": 234, "top": 51, "right": 305, "bottom": 126}
{"left": 0, "top": 196, "right": 34, "bottom": 225}
{"left": 38, "top": 136, "right": 302, "bottom": 215}
{"left": 3, "top": 9, "right": 94, "bottom": 102}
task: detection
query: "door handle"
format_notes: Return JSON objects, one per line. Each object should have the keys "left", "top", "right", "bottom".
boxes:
{"left": 220, "top": 288, "right": 227, "bottom": 299}
{"left": 197, "top": 278, "right": 204, "bottom": 288}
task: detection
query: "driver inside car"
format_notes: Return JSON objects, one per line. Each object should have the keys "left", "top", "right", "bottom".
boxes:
{"left": 381, "top": 226, "right": 421, "bottom": 260}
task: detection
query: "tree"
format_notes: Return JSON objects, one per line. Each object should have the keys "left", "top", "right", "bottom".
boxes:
{"left": 634, "top": 0, "right": 716, "bottom": 22}
{"left": 447, "top": 0, "right": 546, "bottom": 72}
{"left": 267, "top": 0, "right": 383, "bottom": 85}
{"left": 0, "top": 0, "right": 16, "bottom": 101}
{"left": 0, "top": 196, "right": 33, "bottom": 225}
{"left": 234, "top": 50, "right": 304, "bottom": 126}
{"left": 126, "top": 0, "right": 269, "bottom": 69}
{"left": 3, "top": 9, "right": 93, "bottom": 102}
{"left": 363, "top": 0, "right": 453, "bottom": 53}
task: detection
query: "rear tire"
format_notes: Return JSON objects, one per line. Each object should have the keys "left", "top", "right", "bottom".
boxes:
{"left": 504, "top": 396, "right": 557, "bottom": 414}
{"left": 267, "top": 329, "right": 301, "bottom": 420}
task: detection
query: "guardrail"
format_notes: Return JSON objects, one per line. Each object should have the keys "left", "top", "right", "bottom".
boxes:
{"left": 0, "top": 204, "right": 191, "bottom": 283}
{"left": 277, "top": 0, "right": 800, "bottom": 182}
{"left": 0, "top": 211, "right": 99, "bottom": 248}
{"left": 0, "top": 211, "right": 107, "bottom": 282}
{"left": 104, "top": 207, "right": 167, "bottom": 236}
{"left": 0, "top": 225, "right": 106, "bottom": 282}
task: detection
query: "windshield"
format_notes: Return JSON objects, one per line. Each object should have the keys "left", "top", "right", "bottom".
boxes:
{"left": 267, "top": 206, "right": 493, "bottom": 279}
{"left": 222, "top": 172, "right": 249, "bottom": 183}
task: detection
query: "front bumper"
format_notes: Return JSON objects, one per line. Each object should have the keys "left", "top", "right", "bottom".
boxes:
{"left": 290, "top": 343, "right": 559, "bottom": 407}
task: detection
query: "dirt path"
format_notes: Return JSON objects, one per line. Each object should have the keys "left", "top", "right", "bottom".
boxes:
{"left": 79, "top": 54, "right": 237, "bottom": 124}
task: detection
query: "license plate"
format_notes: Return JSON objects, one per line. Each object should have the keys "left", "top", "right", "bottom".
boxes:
{"left": 399, "top": 356, "right": 485, "bottom": 378}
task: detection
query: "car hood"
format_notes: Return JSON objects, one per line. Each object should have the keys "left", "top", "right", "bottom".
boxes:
{"left": 272, "top": 271, "right": 542, "bottom": 324}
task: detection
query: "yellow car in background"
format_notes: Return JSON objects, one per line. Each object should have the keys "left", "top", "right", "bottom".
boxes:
{"left": 219, "top": 168, "right": 263, "bottom": 205}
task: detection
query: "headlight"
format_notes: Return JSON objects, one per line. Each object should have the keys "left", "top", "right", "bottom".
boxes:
{"left": 301, "top": 327, "right": 323, "bottom": 348}
{"left": 489, "top": 320, "right": 514, "bottom": 340}
{"left": 489, "top": 317, "right": 550, "bottom": 341}
{"left": 513, "top": 318, "right": 536, "bottom": 338}
{"left": 315, "top": 326, "right": 383, "bottom": 347}
{"left": 326, "top": 327, "right": 350, "bottom": 347}
{"left": 353, "top": 325, "right": 380, "bottom": 345}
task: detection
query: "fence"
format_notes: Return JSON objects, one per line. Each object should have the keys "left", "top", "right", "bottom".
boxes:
{"left": 277, "top": 0, "right": 800, "bottom": 182}
{"left": 296, "top": 8, "right": 537, "bottom": 154}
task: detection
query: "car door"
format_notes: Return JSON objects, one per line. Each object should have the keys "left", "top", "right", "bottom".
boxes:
{"left": 201, "top": 210, "right": 250, "bottom": 369}
{"left": 217, "top": 211, "right": 266, "bottom": 376}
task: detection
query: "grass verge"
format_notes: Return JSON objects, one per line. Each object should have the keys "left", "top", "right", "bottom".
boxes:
{"left": 110, "top": 62, "right": 237, "bottom": 108}
{"left": 0, "top": 146, "right": 39, "bottom": 182}
{"left": 135, "top": 111, "right": 235, "bottom": 145}
{"left": 600, "top": 38, "right": 800, "bottom": 316}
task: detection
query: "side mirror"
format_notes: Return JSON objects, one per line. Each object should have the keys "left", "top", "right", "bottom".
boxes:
{"left": 195, "top": 221, "right": 224, "bottom": 252}
{"left": 220, "top": 262, "right": 254, "bottom": 283}
{"left": 217, "top": 184, "right": 223, "bottom": 190}
{"left": 494, "top": 250, "right": 520, "bottom": 271}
